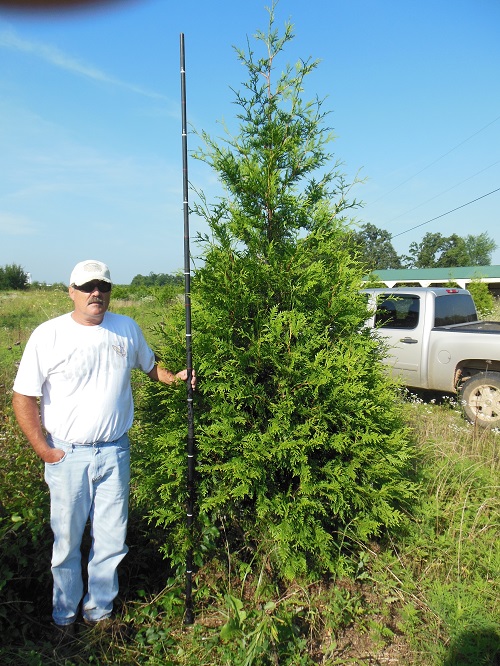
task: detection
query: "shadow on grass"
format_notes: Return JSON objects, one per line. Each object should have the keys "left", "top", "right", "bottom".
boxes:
{"left": 443, "top": 626, "right": 500, "bottom": 666}
{"left": 0, "top": 507, "right": 174, "bottom": 647}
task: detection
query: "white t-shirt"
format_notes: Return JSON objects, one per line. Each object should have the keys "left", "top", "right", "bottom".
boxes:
{"left": 13, "top": 311, "right": 155, "bottom": 444}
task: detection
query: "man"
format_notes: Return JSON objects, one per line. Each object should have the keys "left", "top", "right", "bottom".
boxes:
{"left": 12, "top": 259, "right": 195, "bottom": 630}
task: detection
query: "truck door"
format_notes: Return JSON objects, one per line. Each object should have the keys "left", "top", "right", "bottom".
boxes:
{"left": 373, "top": 294, "right": 424, "bottom": 386}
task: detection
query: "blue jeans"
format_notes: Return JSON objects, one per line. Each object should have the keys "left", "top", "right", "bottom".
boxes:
{"left": 44, "top": 434, "right": 130, "bottom": 626}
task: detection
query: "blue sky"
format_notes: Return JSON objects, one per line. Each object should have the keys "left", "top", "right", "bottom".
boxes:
{"left": 1, "top": 0, "right": 499, "bottom": 284}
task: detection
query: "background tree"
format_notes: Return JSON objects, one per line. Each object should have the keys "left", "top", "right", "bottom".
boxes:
{"left": 0, "top": 264, "right": 29, "bottom": 290}
{"left": 131, "top": 272, "right": 183, "bottom": 287}
{"left": 134, "top": 8, "right": 414, "bottom": 580}
{"left": 403, "top": 231, "right": 496, "bottom": 268}
{"left": 464, "top": 232, "right": 497, "bottom": 266}
{"left": 349, "top": 222, "right": 402, "bottom": 269}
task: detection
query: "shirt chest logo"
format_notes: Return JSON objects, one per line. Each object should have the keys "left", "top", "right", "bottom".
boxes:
{"left": 112, "top": 344, "right": 127, "bottom": 357}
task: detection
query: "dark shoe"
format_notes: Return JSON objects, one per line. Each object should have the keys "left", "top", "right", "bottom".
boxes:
{"left": 55, "top": 622, "right": 76, "bottom": 634}
{"left": 53, "top": 621, "right": 77, "bottom": 646}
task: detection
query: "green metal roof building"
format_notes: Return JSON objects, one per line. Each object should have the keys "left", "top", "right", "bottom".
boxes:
{"left": 363, "top": 265, "right": 500, "bottom": 296}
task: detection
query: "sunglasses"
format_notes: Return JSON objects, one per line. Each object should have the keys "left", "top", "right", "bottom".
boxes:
{"left": 72, "top": 280, "right": 112, "bottom": 293}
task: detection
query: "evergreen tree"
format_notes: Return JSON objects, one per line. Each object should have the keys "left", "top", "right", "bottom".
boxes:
{"left": 135, "top": 8, "right": 414, "bottom": 579}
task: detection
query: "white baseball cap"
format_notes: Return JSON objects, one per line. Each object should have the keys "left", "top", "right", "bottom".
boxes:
{"left": 69, "top": 260, "right": 112, "bottom": 287}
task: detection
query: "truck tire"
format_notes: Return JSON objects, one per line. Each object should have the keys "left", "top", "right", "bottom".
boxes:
{"left": 459, "top": 371, "right": 500, "bottom": 429}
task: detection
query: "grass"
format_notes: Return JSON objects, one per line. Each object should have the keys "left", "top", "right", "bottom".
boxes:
{"left": 0, "top": 288, "right": 499, "bottom": 665}
{"left": 384, "top": 392, "right": 499, "bottom": 664}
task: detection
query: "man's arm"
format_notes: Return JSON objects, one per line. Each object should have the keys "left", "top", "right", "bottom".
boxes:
{"left": 147, "top": 365, "right": 196, "bottom": 389}
{"left": 12, "top": 392, "right": 64, "bottom": 463}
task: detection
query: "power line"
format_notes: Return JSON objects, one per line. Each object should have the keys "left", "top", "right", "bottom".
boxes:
{"left": 390, "top": 187, "right": 500, "bottom": 239}
{"left": 372, "top": 113, "right": 500, "bottom": 204}
{"left": 385, "top": 161, "right": 500, "bottom": 225}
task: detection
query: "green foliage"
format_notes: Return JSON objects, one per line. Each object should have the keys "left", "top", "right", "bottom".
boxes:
{"left": 383, "top": 393, "right": 500, "bottom": 665}
{"left": 0, "top": 413, "right": 52, "bottom": 640}
{"left": 30, "top": 281, "right": 67, "bottom": 291}
{"left": 466, "top": 279, "right": 495, "bottom": 318}
{"left": 403, "top": 231, "right": 497, "bottom": 269}
{"left": 348, "top": 224, "right": 496, "bottom": 271}
{"left": 219, "top": 593, "right": 314, "bottom": 665}
{"left": 0, "top": 264, "right": 29, "bottom": 290}
{"left": 111, "top": 282, "right": 182, "bottom": 307}
{"left": 134, "top": 7, "right": 415, "bottom": 581}
{"left": 131, "top": 272, "right": 183, "bottom": 288}
{"left": 0, "top": 292, "right": 57, "bottom": 638}
{"left": 349, "top": 222, "right": 403, "bottom": 270}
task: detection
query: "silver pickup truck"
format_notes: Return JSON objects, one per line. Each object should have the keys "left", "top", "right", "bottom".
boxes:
{"left": 362, "top": 287, "right": 500, "bottom": 429}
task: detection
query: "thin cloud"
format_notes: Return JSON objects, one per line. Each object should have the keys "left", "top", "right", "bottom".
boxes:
{"left": 0, "top": 211, "right": 38, "bottom": 235}
{"left": 0, "top": 26, "right": 168, "bottom": 101}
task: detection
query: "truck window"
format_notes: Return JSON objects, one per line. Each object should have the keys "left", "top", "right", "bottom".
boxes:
{"left": 374, "top": 295, "right": 419, "bottom": 329}
{"left": 434, "top": 294, "right": 477, "bottom": 327}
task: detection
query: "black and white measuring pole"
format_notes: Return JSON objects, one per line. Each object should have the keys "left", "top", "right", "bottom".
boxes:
{"left": 180, "top": 32, "right": 195, "bottom": 626}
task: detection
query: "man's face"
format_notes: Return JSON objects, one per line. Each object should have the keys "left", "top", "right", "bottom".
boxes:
{"left": 69, "top": 280, "right": 111, "bottom": 325}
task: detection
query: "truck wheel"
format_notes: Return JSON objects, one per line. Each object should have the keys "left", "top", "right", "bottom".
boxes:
{"left": 459, "top": 372, "right": 500, "bottom": 429}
